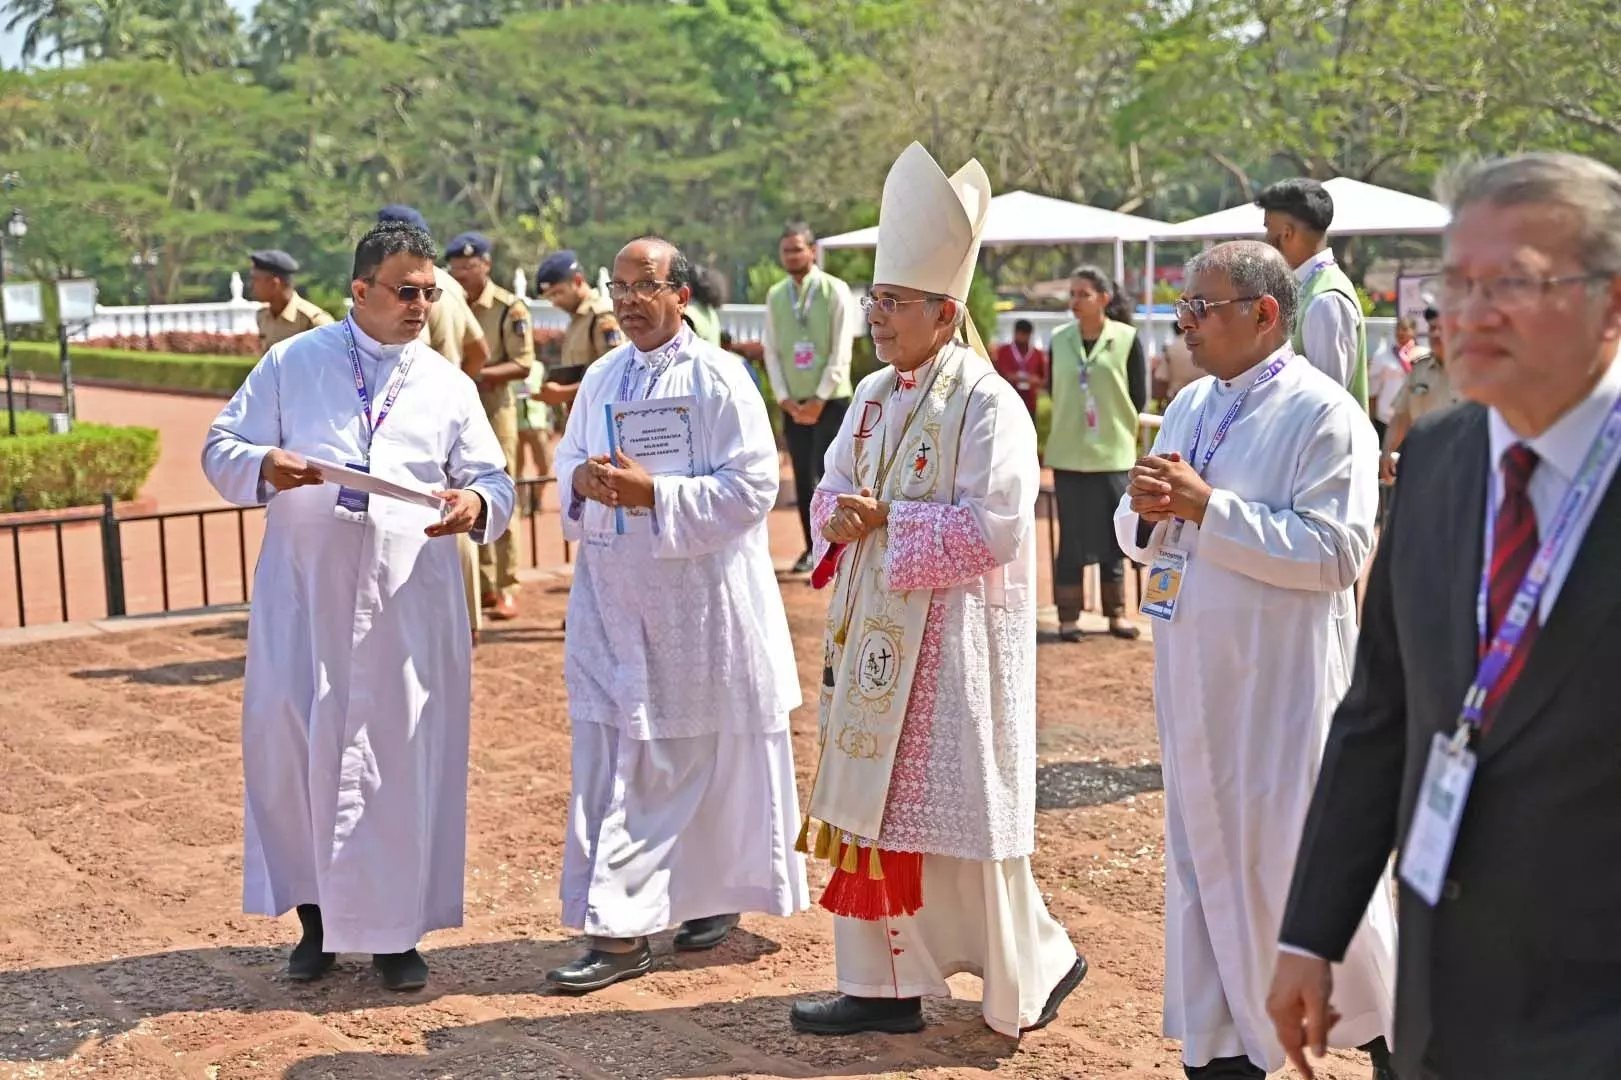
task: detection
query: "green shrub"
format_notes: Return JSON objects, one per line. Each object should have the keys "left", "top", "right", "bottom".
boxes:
{"left": 7, "top": 341, "right": 255, "bottom": 395}
{"left": 0, "top": 418, "right": 161, "bottom": 510}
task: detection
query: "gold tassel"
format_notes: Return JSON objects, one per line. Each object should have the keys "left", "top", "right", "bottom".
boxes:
{"left": 814, "top": 821, "right": 833, "bottom": 861}
{"left": 833, "top": 626, "right": 847, "bottom": 647}
{"left": 840, "top": 838, "right": 860, "bottom": 873}
{"left": 867, "top": 845, "right": 885, "bottom": 880}
{"left": 794, "top": 816, "right": 810, "bottom": 855}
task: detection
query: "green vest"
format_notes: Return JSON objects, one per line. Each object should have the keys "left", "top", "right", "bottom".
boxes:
{"left": 1292, "top": 259, "right": 1369, "bottom": 412}
{"left": 767, "top": 270, "right": 852, "bottom": 401}
{"left": 1045, "top": 319, "right": 1139, "bottom": 473}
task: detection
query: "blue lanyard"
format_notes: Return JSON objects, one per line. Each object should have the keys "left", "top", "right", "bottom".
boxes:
{"left": 1077, "top": 332, "right": 1108, "bottom": 391}
{"left": 342, "top": 318, "right": 415, "bottom": 454}
{"left": 1186, "top": 353, "right": 1289, "bottom": 476}
{"left": 1461, "top": 393, "right": 1621, "bottom": 735}
{"left": 615, "top": 326, "right": 687, "bottom": 402}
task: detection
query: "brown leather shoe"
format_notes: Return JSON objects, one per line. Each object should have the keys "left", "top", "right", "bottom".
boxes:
{"left": 488, "top": 593, "right": 519, "bottom": 621}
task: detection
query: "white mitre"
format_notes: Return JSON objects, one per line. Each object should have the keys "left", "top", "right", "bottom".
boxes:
{"left": 872, "top": 141, "right": 992, "bottom": 303}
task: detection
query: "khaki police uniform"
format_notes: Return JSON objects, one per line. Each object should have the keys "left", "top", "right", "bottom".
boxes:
{"left": 1391, "top": 350, "right": 1459, "bottom": 425}
{"left": 469, "top": 280, "right": 536, "bottom": 601}
{"left": 257, "top": 293, "right": 333, "bottom": 351}
{"left": 418, "top": 267, "right": 488, "bottom": 634}
{"left": 558, "top": 289, "right": 622, "bottom": 377}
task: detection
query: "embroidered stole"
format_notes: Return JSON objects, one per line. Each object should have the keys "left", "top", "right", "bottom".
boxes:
{"left": 798, "top": 343, "right": 984, "bottom": 919}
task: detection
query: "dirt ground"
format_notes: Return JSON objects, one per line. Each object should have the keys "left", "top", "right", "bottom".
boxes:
{"left": 0, "top": 561, "right": 1378, "bottom": 1080}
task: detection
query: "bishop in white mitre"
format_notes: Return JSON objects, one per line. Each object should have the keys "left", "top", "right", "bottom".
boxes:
{"left": 202, "top": 221, "right": 515, "bottom": 992}
{"left": 543, "top": 237, "right": 808, "bottom": 993}
{"left": 789, "top": 143, "right": 1086, "bottom": 1039}
{"left": 1113, "top": 241, "right": 1396, "bottom": 1079}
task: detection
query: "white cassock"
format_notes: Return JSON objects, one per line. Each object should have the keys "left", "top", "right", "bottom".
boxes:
{"left": 810, "top": 346, "right": 1078, "bottom": 1037}
{"left": 1113, "top": 346, "right": 1396, "bottom": 1071}
{"left": 202, "top": 318, "right": 514, "bottom": 955}
{"left": 555, "top": 328, "right": 808, "bottom": 937}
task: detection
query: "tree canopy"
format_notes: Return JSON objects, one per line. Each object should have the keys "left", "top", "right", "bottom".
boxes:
{"left": 0, "top": 0, "right": 1616, "bottom": 305}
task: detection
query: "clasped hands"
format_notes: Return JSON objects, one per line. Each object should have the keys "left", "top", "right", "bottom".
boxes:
{"left": 821, "top": 488, "right": 887, "bottom": 544}
{"left": 779, "top": 397, "right": 827, "bottom": 426}
{"left": 573, "top": 449, "right": 656, "bottom": 510}
{"left": 1127, "top": 451, "right": 1213, "bottom": 525}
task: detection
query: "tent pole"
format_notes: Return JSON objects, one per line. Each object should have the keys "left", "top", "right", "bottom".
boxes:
{"left": 1144, "top": 240, "right": 1157, "bottom": 355}
{"left": 1113, "top": 238, "right": 1126, "bottom": 293}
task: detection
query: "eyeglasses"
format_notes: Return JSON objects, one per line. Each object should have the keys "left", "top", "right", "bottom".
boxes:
{"left": 859, "top": 295, "right": 932, "bottom": 315}
{"left": 1434, "top": 271, "right": 1611, "bottom": 311}
{"left": 368, "top": 279, "right": 443, "bottom": 304}
{"left": 1174, "top": 296, "right": 1262, "bottom": 322}
{"left": 606, "top": 280, "right": 677, "bottom": 300}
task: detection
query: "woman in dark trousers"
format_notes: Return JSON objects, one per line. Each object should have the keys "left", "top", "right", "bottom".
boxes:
{"left": 1044, "top": 266, "right": 1148, "bottom": 641}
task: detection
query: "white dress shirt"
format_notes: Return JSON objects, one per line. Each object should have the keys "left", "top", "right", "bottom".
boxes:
{"left": 1295, "top": 250, "right": 1362, "bottom": 391}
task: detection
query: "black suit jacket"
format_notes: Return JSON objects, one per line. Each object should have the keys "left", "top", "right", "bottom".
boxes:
{"left": 1280, "top": 402, "right": 1621, "bottom": 1080}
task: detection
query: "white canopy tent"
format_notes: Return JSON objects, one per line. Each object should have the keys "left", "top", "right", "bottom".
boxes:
{"left": 1151, "top": 176, "right": 1450, "bottom": 242}
{"left": 817, "top": 189, "right": 1168, "bottom": 287}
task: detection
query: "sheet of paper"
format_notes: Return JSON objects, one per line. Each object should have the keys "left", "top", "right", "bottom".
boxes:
{"left": 304, "top": 455, "right": 447, "bottom": 511}
{"left": 607, "top": 395, "right": 699, "bottom": 478}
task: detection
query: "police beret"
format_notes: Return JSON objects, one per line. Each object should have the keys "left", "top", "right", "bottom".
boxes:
{"left": 535, "top": 250, "right": 582, "bottom": 286}
{"left": 376, "top": 204, "right": 431, "bottom": 232}
{"left": 446, "top": 232, "right": 492, "bottom": 259}
{"left": 250, "top": 249, "right": 299, "bottom": 275}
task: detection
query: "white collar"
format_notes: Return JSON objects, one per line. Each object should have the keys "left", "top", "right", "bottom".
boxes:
{"left": 632, "top": 324, "right": 691, "bottom": 367}
{"left": 1295, "top": 248, "right": 1337, "bottom": 283}
{"left": 1487, "top": 347, "right": 1621, "bottom": 487}
{"left": 346, "top": 316, "right": 408, "bottom": 361}
{"left": 1215, "top": 342, "right": 1294, "bottom": 392}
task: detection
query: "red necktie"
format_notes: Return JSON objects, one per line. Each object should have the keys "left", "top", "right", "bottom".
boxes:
{"left": 1482, "top": 443, "right": 1540, "bottom": 720}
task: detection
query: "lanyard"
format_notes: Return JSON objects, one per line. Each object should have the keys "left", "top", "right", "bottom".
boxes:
{"left": 616, "top": 326, "right": 687, "bottom": 402}
{"left": 788, "top": 272, "right": 816, "bottom": 326}
{"left": 1460, "top": 393, "right": 1621, "bottom": 737}
{"left": 1186, "top": 353, "right": 1289, "bottom": 477}
{"left": 1076, "top": 330, "right": 1110, "bottom": 390}
{"left": 342, "top": 318, "right": 415, "bottom": 456}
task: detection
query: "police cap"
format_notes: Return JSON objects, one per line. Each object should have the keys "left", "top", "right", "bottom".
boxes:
{"left": 250, "top": 249, "right": 299, "bottom": 277}
{"left": 376, "top": 204, "right": 431, "bottom": 232}
{"left": 535, "top": 250, "right": 583, "bottom": 287}
{"left": 447, "top": 232, "right": 492, "bottom": 260}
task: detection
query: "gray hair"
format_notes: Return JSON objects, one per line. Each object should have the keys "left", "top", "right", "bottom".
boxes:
{"left": 928, "top": 293, "right": 969, "bottom": 330}
{"left": 1438, "top": 153, "right": 1621, "bottom": 276}
{"left": 1185, "top": 240, "right": 1299, "bottom": 331}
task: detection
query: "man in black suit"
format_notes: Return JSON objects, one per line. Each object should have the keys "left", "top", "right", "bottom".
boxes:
{"left": 1266, "top": 152, "right": 1621, "bottom": 1080}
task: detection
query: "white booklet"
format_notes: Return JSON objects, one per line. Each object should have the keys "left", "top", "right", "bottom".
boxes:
{"left": 303, "top": 455, "right": 447, "bottom": 511}
{"left": 604, "top": 396, "right": 699, "bottom": 533}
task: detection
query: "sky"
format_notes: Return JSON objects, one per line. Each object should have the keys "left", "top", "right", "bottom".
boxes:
{"left": 1, "top": 0, "right": 257, "bottom": 69}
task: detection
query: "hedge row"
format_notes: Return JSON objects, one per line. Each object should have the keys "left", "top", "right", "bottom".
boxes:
{"left": 0, "top": 413, "right": 161, "bottom": 510}
{"left": 9, "top": 340, "right": 257, "bottom": 395}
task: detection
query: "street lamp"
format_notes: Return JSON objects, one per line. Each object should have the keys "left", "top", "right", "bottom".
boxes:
{"left": 2, "top": 206, "right": 27, "bottom": 437}
{"left": 131, "top": 248, "right": 158, "bottom": 351}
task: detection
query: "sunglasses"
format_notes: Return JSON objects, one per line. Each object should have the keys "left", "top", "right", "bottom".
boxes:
{"left": 368, "top": 279, "right": 443, "bottom": 304}
{"left": 1174, "top": 296, "right": 1262, "bottom": 322}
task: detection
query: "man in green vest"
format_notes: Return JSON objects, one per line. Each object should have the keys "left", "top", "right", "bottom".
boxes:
{"left": 762, "top": 222, "right": 856, "bottom": 573}
{"left": 1256, "top": 178, "right": 1369, "bottom": 412}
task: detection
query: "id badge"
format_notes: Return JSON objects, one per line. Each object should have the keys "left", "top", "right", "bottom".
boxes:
{"left": 1140, "top": 547, "right": 1188, "bottom": 622}
{"left": 793, "top": 340, "right": 817, "bottom": 370}
{"left": 333, "top": 462, "right": 371, "bottom": 524}
{"left": 1398, "top": 731, "right": 1476, "bottom": 906}
{"left": 1084, "top": 392, "right": 1099, "bottom": 432}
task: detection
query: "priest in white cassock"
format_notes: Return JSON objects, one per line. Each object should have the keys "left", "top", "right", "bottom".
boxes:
{"left": 1112, "top": 241, "right": 1396, "bottom": 1080}
{"left": 544, "top": 237, "right": 808, "bottom": 994}
{"left": 789, "top": 143, "right": 1086, "bottom": 1040}
{"left": 202, "top": 221, "right": 515, "bottom": 993}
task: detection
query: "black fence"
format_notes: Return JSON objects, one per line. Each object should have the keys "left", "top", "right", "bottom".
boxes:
{"left": 1, "top": 478, "right": 567, "bottom": 630}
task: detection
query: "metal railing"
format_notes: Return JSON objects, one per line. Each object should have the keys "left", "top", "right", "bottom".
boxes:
{"left": 2, "top": 478, "right": 574, "bottom": 630}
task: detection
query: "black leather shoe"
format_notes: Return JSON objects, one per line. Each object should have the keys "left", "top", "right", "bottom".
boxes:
{"left": 287, "top": 904, "right": 335, "bottom": 982}
{"left": 545, "top": 941, "right": 652, "bottom": 994}
{"left": 1021, "top": 955, "right": 1087, "bottom": 1032}
{"left": 372, "top": 949, "right": 428, "bottom": 992}
{"left": 1058, "top": 626, "right": 1085, "bottom": 643}
{"left": 789, "top": 995, "right": 925, "bottom": 1036}
{"left": 674, "top": 913, "right": 740, "bottom": 951}
{"left": 1362, "top": 1036, "right": 1398, "bottom": 1080}
{"left": 791, "top": 551, "right": 815, "bottom": 574}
